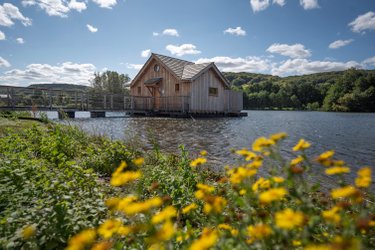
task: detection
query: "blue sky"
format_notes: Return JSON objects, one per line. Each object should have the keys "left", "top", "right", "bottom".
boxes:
{"left": 0, "top": 0, "right": 375, "bottom": 86}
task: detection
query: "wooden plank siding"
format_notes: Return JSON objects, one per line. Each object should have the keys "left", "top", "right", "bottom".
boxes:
{"left": 190, "top": 68, "right": 226, "bottom": 112}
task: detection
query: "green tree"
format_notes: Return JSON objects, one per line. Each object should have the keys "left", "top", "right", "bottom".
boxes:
{"left": 90, "top": 71, "right": 131, "bottom": 94}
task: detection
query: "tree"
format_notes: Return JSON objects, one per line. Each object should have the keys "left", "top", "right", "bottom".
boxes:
{"left": 90, "top": 71, "right": 131, "bottom": 94}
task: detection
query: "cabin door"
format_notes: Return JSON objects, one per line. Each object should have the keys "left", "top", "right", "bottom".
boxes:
{"left": 146, "top": 86, "right": 161, "bottom": 111}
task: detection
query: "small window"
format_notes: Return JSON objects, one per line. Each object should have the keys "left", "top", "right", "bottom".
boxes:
{"left": 154, "top": 64, "right": 160, "bottom": 72}
{"left": 175, "top": 84, "right": 180, "bottom": 92}
{"left": 209, "top": 87, "right": 218, "bottom": 96}
{"left": 137, "top": 86, "right": 141, "bottom": 95}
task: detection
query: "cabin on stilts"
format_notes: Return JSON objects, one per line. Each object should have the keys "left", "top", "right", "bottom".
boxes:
{"left": 130, "top": 53, "right": 244, "bottom": 117}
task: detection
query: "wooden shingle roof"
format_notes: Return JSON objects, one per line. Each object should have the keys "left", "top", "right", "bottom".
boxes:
{"left": 153, "top": 54, "right": 194, "bottom": 78}
{"left": 182, "top": 63, "right": 212, "bottom": 80}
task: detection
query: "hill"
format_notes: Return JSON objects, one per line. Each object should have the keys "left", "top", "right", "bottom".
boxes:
{"left": 223, "top": 69, "right": 375, "bottom": 112}
{"left": 28, "top": 83, "right": 91, "bottom": 92}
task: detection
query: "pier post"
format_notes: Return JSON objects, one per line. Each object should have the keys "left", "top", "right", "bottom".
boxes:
{"left": 90, "top": 111, "right": 106, "bottom": 118}
{"left": 58, "top": 111, "right": 75, "bottom": 119}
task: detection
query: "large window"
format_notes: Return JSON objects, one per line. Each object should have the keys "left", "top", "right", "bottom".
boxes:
{"left": 175, "top": 84, "right": 180, "bottom": 92}
{"left": 209, "top": 87, "right": 218, "bottom": 96}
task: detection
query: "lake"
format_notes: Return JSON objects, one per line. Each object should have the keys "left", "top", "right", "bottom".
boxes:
{"left": 57, "top": 110, "right": 375, "bottom": 188}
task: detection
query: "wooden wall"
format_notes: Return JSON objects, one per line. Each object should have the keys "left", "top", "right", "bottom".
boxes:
{"left": 190, "top": 68, "right": 226, "bottom": 112}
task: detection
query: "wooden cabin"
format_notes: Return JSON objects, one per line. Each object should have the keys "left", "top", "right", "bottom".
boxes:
{"left": 130, "top": 53, "right": 243, "bottom": 115}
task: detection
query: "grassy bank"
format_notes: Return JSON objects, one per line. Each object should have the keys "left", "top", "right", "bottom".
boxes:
{"left": 0, "top": 118, "right": 374, "bottom": 249}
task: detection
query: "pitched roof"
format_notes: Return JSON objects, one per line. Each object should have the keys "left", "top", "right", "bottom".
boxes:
{"left": 182, "top": 63, "right": 211, "bottom": 80}
{"left": 153, "top": 54, "right": 193, "bottom": 79}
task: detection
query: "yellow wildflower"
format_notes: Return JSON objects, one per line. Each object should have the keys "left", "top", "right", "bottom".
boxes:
{"left": 291, "top": 155, "right": 304, "bottom": 166}
{"left": 190, "top": 157, "right": 207, "bottom": 167}
{"left": 154, "top": 220, "right": 175, "bottom": 241}
{"left": 22, "top": 225, "right": 36, "bottom": 240}
{"left": 200, "top": 150, "right": 208, "bottom": 156}
{"left": 228, "top": 167, "right": 257, "bottom": 184}
{"left": 325, "top": 167, "right": 350, "bottom": 175}
{"left": 189, "top": 228, "right": 218, "bottom": 250}
{"left": 105, "top": 197, "right": 121, "bottom": 210}
{"left": 252, "top": 137, "right": 275, "bottom": 152}
{"left": 110, "top": 171, "right": 142, "bottom": 187}
{"left": 116, "top": 195, "right": 138, "bottom": 212}
{"left": 322, "top": 206, "right": 341, "bottom": 224}
{"left": 252, "top": 177, "right": 270, "bottom": 192}
{"left": 355, "top": 167, "right": 372, "bottom": 188}
{"left": 239, "top": 189, "right": 247, "bottom": 195}
{"left": 151, "top": 206, "right": 177, "bottom": 224}
{"left": 304, "top": 244, "right": 332, "bottom": 250}
{"left": 148, "top": 243, "right": 165, "bottom": 250}
{"left": 91, "top": 241, "right": 112, "bottom": 250}
{"left": 112, "top": 161, "right": 127, "bottom": 176}
{"left": 259, "top": 188, "right": 287, "bottom": 204}
{"left": 275, "top": 208, "right": 305, "bottom": 230}
{"left": 98, "top": 219, "right": 122, "bottom": 239}
{"left": 118, "top": 226, "right": 132, "bottom": 236}
{"left": 218, "top": 224, "right": 238, "bottom": 236}
{"left": 270, "top": 132, "right": 288, "bottom": 142}
{"left": 293, "top": 139, "right": 311, "bottom": 151}
{"left": 316, "top": 150, "right": 335, "bottom": 166}
{"left": 331, "top": 186, "right": 357, "bottom": 199}
{"left": 247, "top": 159, "right": 263, "bottom": 169}
{"left": 196, "top": 183, "right": 215, "bottom": 193}
{"left": 182, "top": 203, "right": 198, "bottom": 214}
{"left": 203, "top": 196, "right": 227, "bottom": 214}
{"left": 194, "top": 190, "right": 205, "bottom": 199}
{"left": 132, "top": 157, "right": 145, "bottom": 166}
{"left": 121, "top": 197, "right": 163, "bottom": 215}
{"left": 293, "top": 240, "right": 302, "bottom": 246}
{"left": 66, "top": 229, "right": 96, "bottom": 250}
{"left": 235, "top": 148, "right": 257, "bottom": 161}
{"left": 247, "top": 224, "right": 272, "bottom": 242}
{"left": 272, "top": 176, "right": 285, "bottom": 183}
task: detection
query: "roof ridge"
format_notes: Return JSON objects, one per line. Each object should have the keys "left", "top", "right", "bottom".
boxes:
{"left": 152, "top": 53, "right": 194, "bottom": 64}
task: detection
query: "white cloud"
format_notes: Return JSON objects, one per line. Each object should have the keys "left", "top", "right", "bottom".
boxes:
{"left": 87, "top": 24, "right": 98, "bottom": 33}
{"left": 328, "top": 39, "right": 353, "bottom": 49}
{"left": 363, "top": 56, "right": 375, "bottom": 66}
{"left": 224, "top": 27, "right": 246, "bottom": 36}
{"left": 0, "top": 56, "right": 11, "bottom": 67}
{"left": 16, "top": 37, "right": 24, "bottom": 44}
{"left": 92, "top": 0, "right": 117, "bottom": 9}
{"left": 349, "top": 12, "right": 375, "bottom": 33}
{"left": 141, "top": 49, "right": 151, "bottom": 58}
{"left": 267, "top": 43, "right": 311, "bottom": 58}
{"left": 22, "top": 0, "right": 70, "bottom": 17}
{"left": 68, "top": 0, "right": 87, "bottom": 12}
{"left": 162, "top": 29, "right": 179, "bottom": 37}
{"left": 0, "top": 30, "right": 5, "bottom": 40}
{"left": 0, "top": 62, "right": 96, "bottom": 86}
{"left": 126, "top": 63, "right": 143, "bottom": 70}
{"left": 0, "top": 3, "right": 32, "bottom": 26}
{"left": 166, "top": 44, "right": 201, "bottom": 57}
{"left": 273, "top": 0, "right": 285, "bottom": 6}
{"left": 195, "top": 56, "right": 270, "bottom": 73}
{"left": 300, "top": 0, "right": 319, "bottom": 10}
{"left": 152, "top": 32, "right": 159, "bottom": 36}
{"left": 250, "top": 0, "right": 270, "bottom": 12}
{"left": 271, "top": 59, "right": 360, "bottom": 76}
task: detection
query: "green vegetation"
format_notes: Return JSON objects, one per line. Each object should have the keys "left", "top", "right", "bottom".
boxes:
{"left": 90, "top": 71, "right": 131, "bottom": 95}
{"left": 224, "top": 68, "right": 375, "bottom": 112}
{"left": 0, "top": 119, "right": 374, "bottom": 249}
{"left": 28, "top": 83, "right": 90, "bottom": 92}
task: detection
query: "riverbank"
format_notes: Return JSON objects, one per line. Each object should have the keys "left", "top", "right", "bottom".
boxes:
{"left": 0, "top": 118, "right": 374, "bottom": 249}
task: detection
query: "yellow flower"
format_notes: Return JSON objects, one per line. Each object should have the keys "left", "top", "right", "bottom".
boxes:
{"left": 91, "top": 241, "right": 112, "bottom": 250}
{"left": 252, "top": 177, "right": 270, "bottom": 192}
{"left": 235, "top": 148, "right": 257, "bottom": 161}
{"left": 330, "top": 186, "right": 357, "bottom": 199}
{"left": 322, "top": 206, "right": 341, "bottom": 224}
{"left": 252, "top": 137, "right": 275, "bottom": 152}
{"left": 22, "top": 225, "right": 36, "bottom": 240}
{"left": 275, "top": 208, "right": 305, "bottom": 230}
{"left": 116, "top": 195, "right": 138, "bottom": 212}
{"left": 121, "top": 197, "right": 163, "bottom": 215}
{"left": 228, "top": 167, "right": 257, "bottom": 184}
{"left": 355, "top": 167, "right": 372, "bottom": 188}
{"left": 239, "top": 189, "right": 247, "bottom": 195}
{"left": 98, "top": 219, "right": 122, "bottom": 239}
{"left": 196, "top": 183, "right": 215, "bottom": 193}
{"left": 112, "top": 161, "right": 127, "bottom": 176}
{"left": 293, "top": 240, "right": 302, "bottom": 246}
{"left": 200, "top": 150, "right": 208, "bottom": 156}
{"left": 246, "top": 159, "right": 263, "bottom": 169}
{"left": 110, "top": 171, "right": 142, "bottom": 187}
{"left": 270, "top": 132, "right": 288, "bottom": 142}
{"left": 203, "top": 196, "right": 227, "bottom": 214}
{"left": 325, "top": 167, "right": 350, "bottom": 175}
{"left": 291, "top": 155, "right": 304, "bottom": 166}
{"left": 189, "top": 228, "right": 218, "bottom": 250}
{"left": 133, "top": 157, "right": 145, "bottom": 166}
{"left": 292, "top": 139, "right": 311, "bottom": 151}
{"left": 151, "top": 206, "right": 177, "bottom": 224}
{"left": 182, "top": 203, "right": 198, "bottom": 214}
{"left": 304, "top": 244, "right": 332, "bottom": 250}
{"left": 66, "top": 229, "right": 96, "bottom": 250}
{"left": 272, "top": 176, "right": 285, "bottom": 183}
{"left": 247, "top": 224, "right": 272, "bottom": 242}
{"left": 154, "top": 220, "right": 175, "bottom": 241}
{"left": 316, "top": 150, "right": 335, "bottom": 166}
{"left": 218, "top": 224, "right": 238, "bottom": 236}
{"left": 148, "top": 243, "right": 165, "bottom": 250}
{"left": 259, "top": 188, "right": 287, "bottom": 204}
{"left": 105, "top": 197, "right": 121, "bottom": 210}
{"left": 118, "top": 226, "right": 132, "bottom": 236}
{"left": 190, "top": 157, "right": 207, "bottom": 167}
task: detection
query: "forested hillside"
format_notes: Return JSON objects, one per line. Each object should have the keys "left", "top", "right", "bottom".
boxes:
{"left": 224, "top": 68, "right": 375, "bottom": 112}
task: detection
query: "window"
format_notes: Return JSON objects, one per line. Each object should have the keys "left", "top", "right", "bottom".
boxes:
{"left": 137, "top": 86, "right": 141, "bottom": 95}
{"left": 209, "top": 87, "right": 218, "bottom": 96}
{"left": 175, "top": 84, "right": 180, "bottom": 92}
{"left": 154, "top": 64, "right": 160, "bottom": 72}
